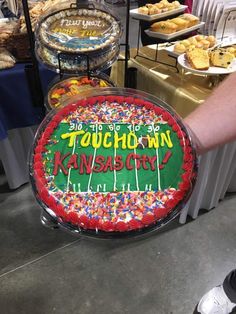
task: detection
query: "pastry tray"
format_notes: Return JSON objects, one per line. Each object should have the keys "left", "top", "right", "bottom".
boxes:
{"left": 165, "top": 36, "right": 219, "bottom": 58}
{"left": 145, "top": 22, "right": 205, "bottom": 40}
{"left": 130, "top": 5, "right": 188, "bottom": 21}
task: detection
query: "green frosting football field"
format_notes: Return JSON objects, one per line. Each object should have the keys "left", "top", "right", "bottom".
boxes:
{"left": 44, "top": 122, "right": 184, "bottom": 193}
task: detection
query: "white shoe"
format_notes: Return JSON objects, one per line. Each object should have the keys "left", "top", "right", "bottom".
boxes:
{"left": 194, "top": 285, "right": 236, "bottom": 314}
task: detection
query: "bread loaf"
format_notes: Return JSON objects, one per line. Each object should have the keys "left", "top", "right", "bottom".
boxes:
{"left": 178, "top": 13, "right": 199, "bottom": 27}
{"left": 151, "top": 21, "right": 178, "bottom": 34}
{"left": 186, "top": 48, "right": 210, "bottom": 70}
{"left": 171, "top": 18, "right": 188, "bottom": 31}
{"left": 210, "top": 49, "right": 234, "bottom": 68}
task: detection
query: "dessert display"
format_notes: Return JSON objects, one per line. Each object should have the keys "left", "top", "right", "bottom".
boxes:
{"left": 47, "top": 75, "right": 114, "bottom": 109}
{"left": 150, "top": 13, "right": 199, "bottom": 34}
{"left": 173, "top": 35, "right": 216, "bottom": 54}
{"left": 138, "top": 0, "right": 180, "bottom": 15}
{"left": 30, "top": 89, "right": 197, "bottom": 237}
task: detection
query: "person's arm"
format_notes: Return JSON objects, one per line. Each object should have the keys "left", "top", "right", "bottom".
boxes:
{"left": 184, "top": 72, "right": 236, "bottom": 155}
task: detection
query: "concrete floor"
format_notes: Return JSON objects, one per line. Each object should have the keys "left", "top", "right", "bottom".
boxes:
{"left": 1, "top": 173, "right": 236, "bottom": 314}
{"left": 1, "top": 3, "right": 236, "bottom": 314}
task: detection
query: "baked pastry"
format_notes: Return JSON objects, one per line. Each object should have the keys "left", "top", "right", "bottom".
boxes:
{"left": 138, "top": 6, "right": 149, "bottom": 14}
{"left": 200, "top": 39, "right": 210, "bottom": 49}
{"left": 188, "top": 37, "right": 198, "bottom": 46}
{"left": 172, "top": 1, "right": 181, "bottom": 8}
{"left": 181, "top": 39, "right": 191, "bottom": 48}
{"left": 195, "top": 35, "right": 205, "bottom": 42}
{"left": 171, "top": 18, "right": 188, "bottom": 31}
{"left": 151, "top": 21, "right": 178, "bottom": 34}
{"left": 206, "top": 35, "right": 216, "bottom": 47}
{"left": 186, "top": 44, "right": 196, "bottom": 52}
{"left": 166, "top": 3, "right": 175, "bottom": 11}
{"left": 149, "top": 6, "right": 161, "bottom": 14}
{"left": 138, "top": 0, "right": 180, "bottom": 15}
{"left": 210, "top": 49, "right": 234, "bottom": 68}
{"left": 178, "top": 13, "right": 199, "bottom": 27}
{"left": 186, "top": 48, "right": 210, "bottom": 70}
{"left": 174, "top": 43, "right": 186, "bottom": 54}
{"left": 195, "top": 42, "right": 203, "bottom": 49}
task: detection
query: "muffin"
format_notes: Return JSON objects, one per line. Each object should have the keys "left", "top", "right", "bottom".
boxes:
{"left": 174, "top": 43, "right": 186, "bottom": 54}
{"left": 201, "top": 39, "right": 210, "bottom": 49}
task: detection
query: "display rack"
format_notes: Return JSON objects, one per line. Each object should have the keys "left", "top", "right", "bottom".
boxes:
{"left": 130, "top": 5, "right": 203, "bottom": 70}
{"left": 219, "top": 9, "right": 236, "bottom": 42}
{"left": 22, "top": 0, "right": 44, "bottom": 109}
{"left": 57, "top": 52, "right": 92, "bottom": 79}
{"left": 124, "top": 0, "right": 130, "bottom": 87}
{"left": 134, "top": 22, "right": 178, "bottom": 70}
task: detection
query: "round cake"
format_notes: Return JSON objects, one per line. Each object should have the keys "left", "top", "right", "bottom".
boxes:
{"left": 31, "top": 90, "right": 197, "bottom": 237}
{"left": 36, "top": 8, "right": 122, "bottom": 53}
{"left": 36, "top": 42, "right": 119, "bottom": 73}
{"left": 47, "top": 75, "right": 114, "bottom": 109}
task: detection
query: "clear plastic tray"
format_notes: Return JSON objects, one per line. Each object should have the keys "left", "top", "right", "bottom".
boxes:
{"left": 29, "top": 88, "right": 197, "bottom": 239}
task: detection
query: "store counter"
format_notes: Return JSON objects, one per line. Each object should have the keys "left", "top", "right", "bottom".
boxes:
{"left": 111, "top": 46, "right": 236, "bottom": 222}
{"left": 0, "top": 63, "right": 55, "bottom": 189}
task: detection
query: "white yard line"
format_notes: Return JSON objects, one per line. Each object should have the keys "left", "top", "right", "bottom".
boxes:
{"left": 113, "top": 123, "right": 117, "bottom": 191}
{"left": 66, "top": 136, "right": 77, "bottom": 192}
{"left": 87, "top": 123, "right": 98, "bottom": 192}
{"left": 152, "top": 123, "right": 161, "bottom": 190}
{"left": 133, "top": 124, "right": 139, "bottom": 191}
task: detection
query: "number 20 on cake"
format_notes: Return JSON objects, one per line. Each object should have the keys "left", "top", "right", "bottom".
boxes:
{"left": 30, "top": 89, "right": 197, "bottom": 238}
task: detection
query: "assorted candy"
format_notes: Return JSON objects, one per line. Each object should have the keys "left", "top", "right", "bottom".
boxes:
{"left": 48, "top": 76, "right": 114, "bottom": 109}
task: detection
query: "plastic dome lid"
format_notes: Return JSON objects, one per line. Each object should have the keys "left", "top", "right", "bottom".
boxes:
{"left": 36, "top": 4, "right": 122, "bottom": 54}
